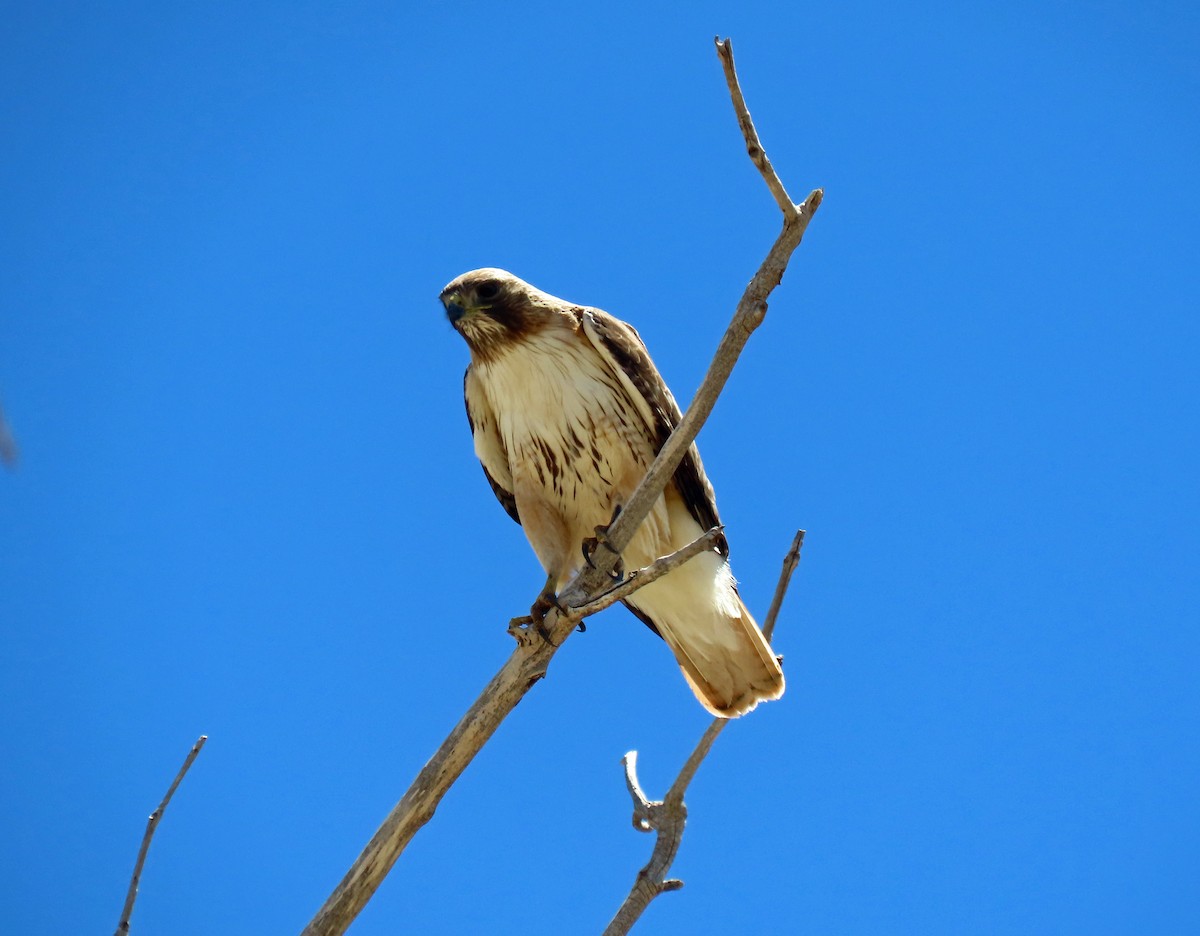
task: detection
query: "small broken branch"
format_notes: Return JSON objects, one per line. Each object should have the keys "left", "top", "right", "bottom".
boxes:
{"left": 302, "top": 37, "right": 821, "bottom": 936}
{"left": 114, "top": 735, "right": 207, "bottom": 936}
{"left": 567, "top": 526, "right": 725, "bottom": 621}
{"left": 604, "top": 530, "right": 805, "bottom": 935}
{"left": 0, "top": 401, "right": 18, "bottom": 469}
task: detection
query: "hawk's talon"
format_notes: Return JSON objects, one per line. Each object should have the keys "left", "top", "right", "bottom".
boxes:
{"left": 582, "top": 510, "right": 625, "bottom": 580}
{"left": 510, "top": 586, "right": 567, "bottom": 645}
{"left": 582, "top": 535, "right": 601, "bottom": 569}
{"left": 529, "top": 588, "right": 561, "bottom": 623}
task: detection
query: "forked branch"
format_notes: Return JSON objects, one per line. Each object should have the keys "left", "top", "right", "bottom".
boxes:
{"left": 596, "top": 44, "right": 820, "bottom": 563}
{"left": 602, "top": 530, "right": 806, "bottom": 935}
{"left": 302, "top": 37, "right": 821, "bottom": 936}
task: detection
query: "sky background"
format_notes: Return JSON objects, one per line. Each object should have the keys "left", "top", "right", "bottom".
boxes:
{"left": 2, "top": 2, "right": 1198, "bottom": 933}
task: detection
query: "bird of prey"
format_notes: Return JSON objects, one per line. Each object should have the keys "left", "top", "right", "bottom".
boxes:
{"left": 441, "top": 269, "right": 784, "bottom": 717}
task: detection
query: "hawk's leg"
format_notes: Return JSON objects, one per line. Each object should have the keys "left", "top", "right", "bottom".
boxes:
{"left": 529, "top": 577, "right": 563, "bottom": 625}
{"left": 507, "top": 573, "right": 571, "bottom": 645}
{"left": 582, "top": 503, "right": 625, "bottom": 580}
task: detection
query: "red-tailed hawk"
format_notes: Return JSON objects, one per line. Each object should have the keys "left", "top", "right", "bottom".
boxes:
{"left": 442, "top": 269, "right": 784, "bottom": 717}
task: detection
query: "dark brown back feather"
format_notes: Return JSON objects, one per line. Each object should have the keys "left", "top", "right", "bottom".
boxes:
{"left": 577, "top": 308, "right": 729, "bottom": 557}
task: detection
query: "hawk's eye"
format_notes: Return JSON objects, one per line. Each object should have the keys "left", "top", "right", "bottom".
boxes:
{"left": 475, "top": 280, "right": 501, "bottom": 302}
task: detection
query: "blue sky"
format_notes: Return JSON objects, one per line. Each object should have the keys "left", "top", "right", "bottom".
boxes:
{"left": 2, "top": 2, "right": 1198, "bottom": 933}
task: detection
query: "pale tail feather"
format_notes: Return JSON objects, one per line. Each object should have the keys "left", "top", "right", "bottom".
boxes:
{"left": 626, "top": 550, "right": 785, "bottom": 718}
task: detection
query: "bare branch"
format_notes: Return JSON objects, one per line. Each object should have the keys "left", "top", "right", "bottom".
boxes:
{"left": 621, "top": 751, "right": 656, "bottom": 832}
{"left": 601, "top": 754, "right": 688, "bottom": 936}
{"left": 664, "top": 718, "right": 728, "bottom": 808}
{"left": 114, "top": 735, "right": 207, "bottom": 936}
{"left": 303, "top": 37, "right": 822, "bottom": 936}
{"left": 603, "top": 529, "right": 805, "bottom": 934}
{"left": 714, "top": 37, "right": 798, "bottom": 217}
{"left": 598, "top": 65, "right": 820, "bottom": 566}
{"left": 567, "top": 526, "right": 724, "bottom": 621}
{"left": 762, "top": 529, "right": 806, "bottom": 643}
{"left": 302, "top": 631, "right": 568, "bottom": 935}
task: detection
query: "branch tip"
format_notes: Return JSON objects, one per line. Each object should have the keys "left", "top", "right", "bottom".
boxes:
{"left": 762, "top": 529, "right": 806, "bottom": 643}
{"left": 114, "top": 735, "right": 208, "bottom": 936}
{"left": 715, "top": 36, "right": 797, "bottom": 216}
{"left": 622, "top": 751, "right": 658, "bottom": 831}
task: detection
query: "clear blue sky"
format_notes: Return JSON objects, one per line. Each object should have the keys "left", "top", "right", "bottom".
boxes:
{"left": 2, "top": 2, "right": 1197, "bottom": 933}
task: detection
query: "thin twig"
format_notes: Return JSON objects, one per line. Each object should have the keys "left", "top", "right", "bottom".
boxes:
{"left": 659, "top": 534, "right": 803, "bottom": 807}
{"left": 302, "top": 37, "right": 822, "bottom": 935}
{"left": 567, "top": 526, "right": 724, "bottom": 621}
{"left": 762, "top": 529, "right": 805, "bottom": 643}
{"left": 114, "top": 735, "right": 207, "bottom": 936}
{"left": 603, "top": 530, "right": 805, "bottom": 935}
{"left": 664, "top": 719, "right": 728, "bottom": 807}
{"left": 664, "top": 533, "right": 802, "bottom": 808}
{"left": 0, "top": 401, "right": 18, "bottom": 469}
{"left": 714, "top": 37, "right": 798, "bottom": 217}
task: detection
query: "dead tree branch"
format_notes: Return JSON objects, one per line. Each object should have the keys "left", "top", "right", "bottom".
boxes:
{"left": 114, "top": 735, "right": 207, "bottom": 936}
{"left": 594, "top": 42, "right": 821, "bottom": 569}
{"left": 301, "top": 37, "right": 821, "bottom": 936}
{"left": 603, "top": 530, "right": 806, "bottom": 935}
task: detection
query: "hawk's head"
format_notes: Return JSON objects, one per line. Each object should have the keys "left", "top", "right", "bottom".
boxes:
{"left": 440, "top": 269, "right": 565, "bottom": 361}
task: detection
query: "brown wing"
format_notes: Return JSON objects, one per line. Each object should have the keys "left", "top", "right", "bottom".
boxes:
{"left": 463, "top": 365, "right": 520, "bottom": 524}
{"left": 576, "top": 308, "right": 727, "bottom": 556}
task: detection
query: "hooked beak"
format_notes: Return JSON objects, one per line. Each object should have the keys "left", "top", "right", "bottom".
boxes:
{"left": 442, "top": 290, "right": 473, "bottom": 325}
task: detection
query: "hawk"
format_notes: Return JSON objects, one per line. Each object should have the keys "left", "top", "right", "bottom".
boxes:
{"left": 442, "top": 269, "right": 784, "bottom": 717}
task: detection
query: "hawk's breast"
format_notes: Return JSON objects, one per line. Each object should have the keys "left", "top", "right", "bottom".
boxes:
{"left": 475, "top": 327, "right": 664, "bottom": 568}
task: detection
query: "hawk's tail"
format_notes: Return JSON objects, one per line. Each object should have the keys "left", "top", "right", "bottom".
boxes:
{"left": 627, "top": 550, "right": 785, "bottom": 718}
